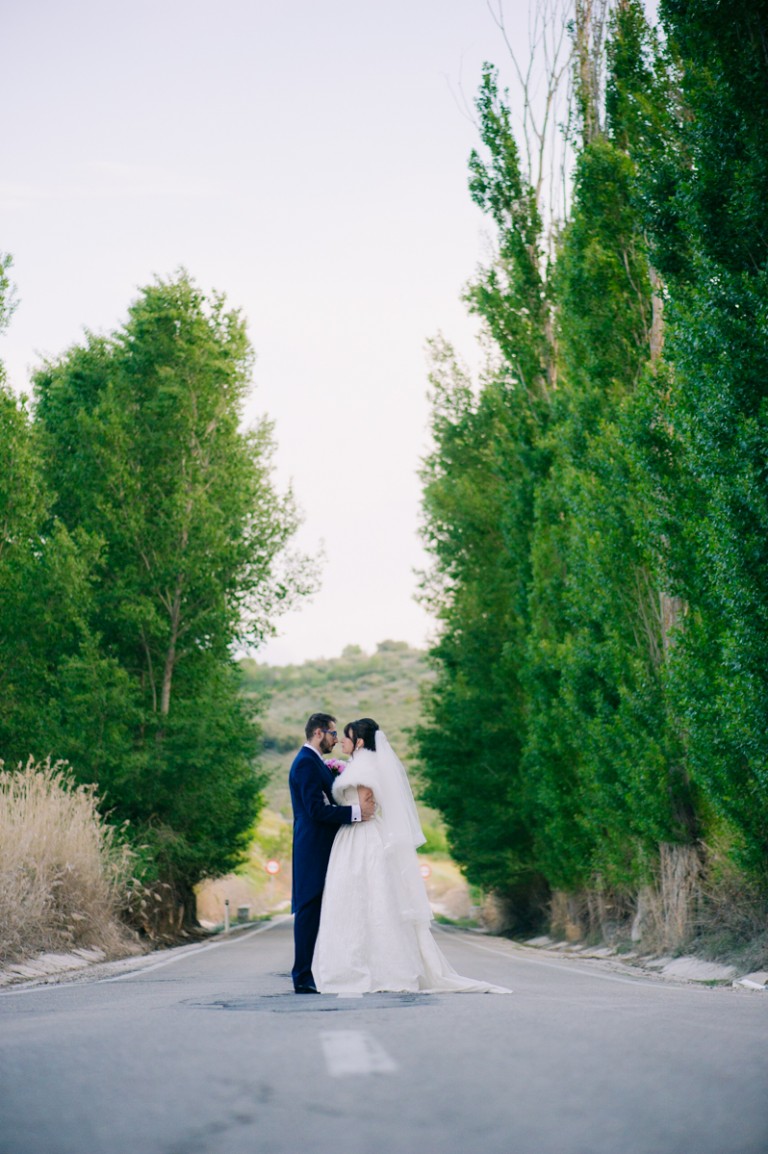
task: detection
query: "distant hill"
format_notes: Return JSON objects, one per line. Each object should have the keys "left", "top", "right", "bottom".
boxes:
{"left": 239, "top": 640, "right": 435, "bottom": 819}
{"left": 195, "top": 641, "right": 463, "bottom": 927}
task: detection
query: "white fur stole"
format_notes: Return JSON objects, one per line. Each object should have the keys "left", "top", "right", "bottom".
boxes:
{"left": 331, "top": 749, "right": 379, "bottom": 803}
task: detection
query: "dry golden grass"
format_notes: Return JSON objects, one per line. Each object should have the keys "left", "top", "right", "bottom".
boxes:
{"left": 0, "top": 756, "right": 137, "bottom": 964}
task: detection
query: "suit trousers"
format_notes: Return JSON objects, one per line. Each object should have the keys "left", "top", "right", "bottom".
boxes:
{"left": 292, "top": 892, "right": 323, "bottom": 989}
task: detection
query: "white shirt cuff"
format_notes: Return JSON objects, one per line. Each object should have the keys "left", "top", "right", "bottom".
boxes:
{"left": 351, "top": 804, "right": 362, "bottom": 822}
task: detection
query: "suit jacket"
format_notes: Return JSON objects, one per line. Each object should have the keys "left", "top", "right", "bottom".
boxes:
{"left": 289, "top": 745, "right": 353, "bottom": 911}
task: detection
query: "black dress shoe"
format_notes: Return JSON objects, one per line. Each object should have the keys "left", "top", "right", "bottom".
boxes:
{"left": 294, "top": 983, "right": 320, "bottom": 994}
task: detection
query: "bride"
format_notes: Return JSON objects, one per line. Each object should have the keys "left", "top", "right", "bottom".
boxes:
{"left": 313, "top": 717, "right": 510, "bottom": 994}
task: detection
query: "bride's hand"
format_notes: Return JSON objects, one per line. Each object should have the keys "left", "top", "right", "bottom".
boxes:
{"left": 359, "top": 787, "right": 376, "bottom": 822}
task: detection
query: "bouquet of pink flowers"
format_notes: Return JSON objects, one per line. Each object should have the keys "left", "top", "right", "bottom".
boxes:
{"left": 325, "top": 758, "right": 346, "bottom": 777}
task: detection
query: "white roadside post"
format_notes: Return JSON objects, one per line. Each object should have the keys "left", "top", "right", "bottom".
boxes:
{"left": 224, "top": 897, "right": 230, "bottom": 934}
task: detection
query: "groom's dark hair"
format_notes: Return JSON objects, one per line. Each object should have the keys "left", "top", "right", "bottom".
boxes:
{"left": 305, "top": 712, "right": 336, "bottom": 740}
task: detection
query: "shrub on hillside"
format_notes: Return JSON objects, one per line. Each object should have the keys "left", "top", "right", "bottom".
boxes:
{"left": 0, "top": 757, "right": 136, "bottom": 963}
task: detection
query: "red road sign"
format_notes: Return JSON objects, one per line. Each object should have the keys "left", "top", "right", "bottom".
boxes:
{"left": 265, "top": 860, "right": 280, "bottom": 875}
{"left": 419, "top": 863, "right": 432, "bottom": 879}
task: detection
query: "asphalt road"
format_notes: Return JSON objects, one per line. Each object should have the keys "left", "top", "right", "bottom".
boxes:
{"left": 1, "top": 918, "right": 766, "bottom": 1154}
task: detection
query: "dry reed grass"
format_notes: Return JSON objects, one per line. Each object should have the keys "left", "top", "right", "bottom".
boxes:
{"left": 629, "top": 843, "right": 703, "bottom": 953}
{"left": 0, "top": 756, "right": 137, "bottom": 964}
{"left": 530, "top": 841, "right": 765, "bottom": 966}
{"left": 546, "top": 846, "right": 704, "bottom": 954}
{"left": 692, "top": 842, "right": 768, "bottom": 970}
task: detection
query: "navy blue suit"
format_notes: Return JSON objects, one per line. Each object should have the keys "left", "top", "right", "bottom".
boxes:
{"left": 289, "top": 745, "right": 353, "bottom": 989}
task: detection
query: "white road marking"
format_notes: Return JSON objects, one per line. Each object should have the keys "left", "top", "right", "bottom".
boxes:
{"left": 434, "top": 926, "right": 704, "bottom": 990}
{"left": 98, "top": 916, "right": 288, "bottom": 982}
{"left": 320, "top": 1030, "right": 398, "bottom": 1076}
{"left": 0, "top": 917, "right": 290, "bottom": 996}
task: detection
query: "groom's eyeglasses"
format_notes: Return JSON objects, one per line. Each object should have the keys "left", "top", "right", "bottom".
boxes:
{"left": 322, "top": 729, "right": 338, "bottom": 738}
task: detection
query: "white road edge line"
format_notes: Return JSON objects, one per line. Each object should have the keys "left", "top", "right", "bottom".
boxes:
{"left": 434, "top": 926, "right": 700, "bottom": 990}
{"left": 320, "top": 1030, "right": 398, "bottom": 1076}
{"left": 0, "top": 916, "right": 291, "bottom": 996}
{"left": 99, "top": 916, "right": 290, "bottom": 983}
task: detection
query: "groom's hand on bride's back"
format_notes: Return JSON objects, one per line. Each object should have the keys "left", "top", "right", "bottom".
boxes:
{"left": 359, "top": 788, "right": 376, "bottom": 822}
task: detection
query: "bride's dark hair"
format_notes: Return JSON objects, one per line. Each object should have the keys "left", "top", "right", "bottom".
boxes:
{"left": 345, "top": 717, "right": 379, "bottom": 751}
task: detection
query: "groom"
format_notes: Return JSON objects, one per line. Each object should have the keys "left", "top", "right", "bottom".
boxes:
{"left": 289, "top": 712, "right": 373, "bottom": 993}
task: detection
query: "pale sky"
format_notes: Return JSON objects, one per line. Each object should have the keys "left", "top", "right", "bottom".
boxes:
{"left": 1, "top": 0, "right": 544, "bottom": 664}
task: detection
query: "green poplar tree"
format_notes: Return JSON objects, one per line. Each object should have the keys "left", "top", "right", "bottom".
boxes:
{"left": 523, "top": 0, "right": 697, "bottom": 894}
{"left": 642, "top": 0, "right": 768, "bottom": 876}
{"left": 417, "top": 68, "right": 552, "bottom": 919}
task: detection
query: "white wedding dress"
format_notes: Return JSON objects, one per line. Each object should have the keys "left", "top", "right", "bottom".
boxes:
{"left": 313, "top": 736, "right": 510, "bottom": 995}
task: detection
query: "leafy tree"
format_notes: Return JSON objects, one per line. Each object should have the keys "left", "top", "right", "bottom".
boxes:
{"left": 524, "top": 1, "right": 701, "bottom": 894}
{"left": 418, "top": 348, "right": 543, "bottom": 906}
{"left": 642, "top": 0, "right": 768, "bottom": 874}
{"left": 466, "top": 64, "right": 555, "bottom": 394}
{"left": 0, "top": 252, "right": 16, "bottom": 338}
{"left": 417, "top": 67, "right": 552, "bottom": 921}
{"left": 34, "top": 271, "right": 311, "bottom": 911}
{"left": 419, "top": 3, "right": 709, "bottom": 922}
{"left": 0, "top": 258, "right": 107, "bottom": 767}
